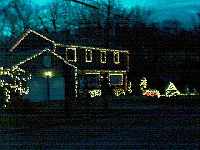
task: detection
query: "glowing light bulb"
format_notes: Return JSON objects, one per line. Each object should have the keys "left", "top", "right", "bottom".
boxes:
{"left": 44, "top": 71, "right": 53, "bottom": 78}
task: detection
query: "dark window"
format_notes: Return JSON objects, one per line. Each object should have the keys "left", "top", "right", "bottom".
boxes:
{"left": 80, "top": 74, "right": 100, "bottom": 89}
{"left": 66, "top": 48, "right": 76, "bottom": 62}
{"left": 86, "top": 49, "right": 92, "bottom": 62}
{"left": 114, "top": 51, "right": 120, "bottom": 64}
{"left": 100, "top": 51, "right": 106, "bottom": 63}
{"left": 43, "top": 55, "right": 52, "bottom": 68}
{"left": 110, "top": 75, "right": 123, "bottom": 85}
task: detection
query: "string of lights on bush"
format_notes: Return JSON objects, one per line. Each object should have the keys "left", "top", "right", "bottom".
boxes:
{"left": 0, "top": 66, "right": 31, "bottom": 108}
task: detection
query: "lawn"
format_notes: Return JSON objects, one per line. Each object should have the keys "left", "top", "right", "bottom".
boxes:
{"left": 0, "top": 95, "right": 199, "bottom": 128}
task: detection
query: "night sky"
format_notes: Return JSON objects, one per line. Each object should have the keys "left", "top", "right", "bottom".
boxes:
{"left": 124, "top": 0, "right": 200, "bottom": 29}
{"left": 31, "top": 0, "right": 200, "bottom": 29}
{"left": 1, "top": 0, "right": 200, "bottom": 31}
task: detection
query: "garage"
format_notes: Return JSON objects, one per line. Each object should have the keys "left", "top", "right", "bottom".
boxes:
{"left": 24, "top": 76, "right": 65, "bottom": 102}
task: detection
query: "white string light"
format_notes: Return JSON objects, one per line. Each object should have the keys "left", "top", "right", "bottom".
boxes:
{"left": 8, "top": 28, "right": 130, "bottom": 100}
{"left": 89, "top": 89, "right": 101, "bottom": 98}
{"left": 0, "top": 66, "right": 31, "bottom": 108}
{"left": 9, "top": 29, "right": 56, "bottom": 52}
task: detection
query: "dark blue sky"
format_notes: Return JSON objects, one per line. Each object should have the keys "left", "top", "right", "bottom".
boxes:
{"left": 30, "top": 0, "right": 200, "bottom": 29}
{"left": 1, "top": 0, "right": 200, "bottom": 30}
{"left": 123, "top": 0, "right": 200, "bottom": 29}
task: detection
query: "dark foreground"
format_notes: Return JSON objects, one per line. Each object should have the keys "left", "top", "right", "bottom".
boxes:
{"left": 0, "top": 97, "right": 199, "bottom": 150}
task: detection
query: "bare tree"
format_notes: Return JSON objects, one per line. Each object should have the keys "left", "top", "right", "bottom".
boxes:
{"left": 11, "top": 0, "right": 33, "bottom": 31}
{"left": 50, "top": 0, "right": 59, "bottom": 32}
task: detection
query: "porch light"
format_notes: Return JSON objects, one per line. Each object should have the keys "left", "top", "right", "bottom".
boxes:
{"left": 44, "top": 71, "right": 53, "bottom": 78}
{"left": 44, "top": 71, "right": 53, "bottom": 102}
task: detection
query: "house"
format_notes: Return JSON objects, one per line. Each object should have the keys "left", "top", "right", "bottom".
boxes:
{"left": 5, "top": 29, "right": 130, "bottom": 102}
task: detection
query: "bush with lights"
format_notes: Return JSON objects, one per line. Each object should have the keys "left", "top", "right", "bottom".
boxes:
{"left": 0, "top": 66, "right": 31, "bottom": 108}
{"left": 139, "top": 77, "right": 161, "bottom": 98}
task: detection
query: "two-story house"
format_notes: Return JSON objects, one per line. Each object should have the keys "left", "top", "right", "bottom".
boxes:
{"left": 6, "top": 29, "right": 129, "bottom": 102}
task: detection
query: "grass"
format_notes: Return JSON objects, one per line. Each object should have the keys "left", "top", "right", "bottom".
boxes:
{"left": 0, "top": 95, "right": 199, "bottom": 128}
{"left": 0, "top": 115, "right": 17, "bottom": 127}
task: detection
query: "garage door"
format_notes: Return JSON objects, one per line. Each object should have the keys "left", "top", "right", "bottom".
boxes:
{"left": 24, "top": 77, "right": 47, "bottom": 102}
{"left": 24, "top": 77, "right": 65, "bottom": 102}
{"left": 49, "top": 77, "right": 65, "bottom": 100}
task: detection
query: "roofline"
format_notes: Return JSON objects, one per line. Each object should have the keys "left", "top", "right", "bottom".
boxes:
{"left": 55, "top": 43, "right": 130, "bottom": 53}
{"left": 9, "top": 29, "right": 130, "bottom": 53}
{"left": 13, "top": 48, "right": 77, "bottom": 69}
{"left": 9, "top": 29, "right": 56, "bottom": 52}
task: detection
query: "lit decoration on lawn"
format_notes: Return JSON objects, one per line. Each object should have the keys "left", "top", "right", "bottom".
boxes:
{"left": 113, "top": 88, "right": 126, "bottom": 96}
{"left": 165, "top": 82, "right": 181, "bottom": 97}
{"left": 88, "top": 89, "right": 102, "bottom": 98}
{"left": 183, "top": 88, "right": 199, "bottom": 96}
{"left": 191, "top": 88, "right": 199, "bottom": 95}
{"left": 140, "top": 77, "right": 147, "bottom": 92}
{"left": 143, "top": 89, "right": 160, "bottom": 98}
{"left": 0, "top": 66, "right": 31, "bottom": 108}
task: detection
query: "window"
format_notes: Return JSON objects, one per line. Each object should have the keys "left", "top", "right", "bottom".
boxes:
{"left": 110, "top": 74, "right": 123, "bottom": 85}
{"left": 43, "top": 55, "right": 52, "bottom": 68}
{"left": 80, "top": 74, "right": 100, "bottom": 89}
{"left": 85, "top": 49, "right": 92, "bottom": 62}
{"left": 100, "top": 51, "right": 106, "bottom": 63}
{"left": 66, "top": 48, "right": 76, "bottom": 62}
{"left": 113, "top": 51, "right": 120, "bottom": 64}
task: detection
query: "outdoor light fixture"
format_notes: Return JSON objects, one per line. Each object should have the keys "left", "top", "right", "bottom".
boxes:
{"left": 44, "top": 71, "right": 53, "bottom": 78}
{"left": 44, "top": 71, "right": 53, "bottom": 102}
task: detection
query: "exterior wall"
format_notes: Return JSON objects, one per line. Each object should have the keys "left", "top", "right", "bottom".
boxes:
{"left": 78, "top": 70, "right": 128, "bottom": 97}
{"left": 56, "top": 45, "right": 129, "bottom": 97}
{"left": 56, "top": 45, "right": 129, "bottom": 71}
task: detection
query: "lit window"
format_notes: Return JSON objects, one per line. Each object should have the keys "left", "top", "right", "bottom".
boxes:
{"left": 85, "top": 49, "right": 92, "bottom": 62}
{"left": 113, "top": 51, "right": 120, "bottom": 64}
{"left": 66, "top": 48, "right": 76, "bottom": 62}
{"left": 110, "top": 74, "right": 123, "bottom": 85}
{"left": 100, "top": 51, "right": 106, "bottom": 63}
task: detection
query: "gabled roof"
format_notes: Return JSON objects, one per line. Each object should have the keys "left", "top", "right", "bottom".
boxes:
{"left": 9, "top": 29, "right": 56, "bottom": 52}
{"left": 9, "top": 29, "right": 130, "bottom": 53}
{"left": 13, "top": 49, "right": 77, "bottom": 69}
